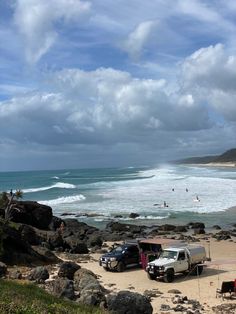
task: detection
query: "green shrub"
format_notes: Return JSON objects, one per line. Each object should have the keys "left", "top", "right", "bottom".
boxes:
{"left": 0, "top": 280, "right": 104, "bottom": 314}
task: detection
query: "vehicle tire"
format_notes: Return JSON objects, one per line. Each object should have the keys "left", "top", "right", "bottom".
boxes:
{"left": 147, "top": 273, "right": 157, "bottom": 280}
{"left": 117, "top": 261, "right": 125, "bottom": 272}
{"left": 103, "top": 267, "right": 109, "bottom": 271}
{"left": 163, "top": 269, "right": 175, "bottom": 283}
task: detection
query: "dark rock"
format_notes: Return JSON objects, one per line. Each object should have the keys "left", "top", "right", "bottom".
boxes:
{"left": 0, "top": 220, "right": 59, "bottom": 266}
{"left": 48, "top": 216, "right": 64, "bottom": 231}
{"left": 19, "top": 224, "right": 41, "bottom": 245}
{"left": 49, "top": 278, "right": 75, "bottom": 300}
{"left": 8, "top": 200, "right": 52, "bottom": 229}
{"left": 87, "top": 234, "right": 103, "bottom": 248}
{"left": 58, "top": 261, "right": 80, "bottom": 280}
{"left": 193, "top": 228, "right": 205, "bottom": 235}
{"left": 107, "top": 290, "right": 153, "bottom": 314}
{"left": 79, "top": 282, "right": 106, "bottom": 306}
{"left": 188, "top": 222, "right": 205, "bottom": 229}
{"left": 212, "top": 231, "right": 231, "bottom": 241}
{"left": 28, "top": 266, "right": 49, "bottom": 283}
{"left": 31, "top": 246, "right": 61, "bottom": 264}
{"left": 106, "top": 221, "right": 144, "bottom": 234}
{"left": 63, "top": 236, "right": 88, "bottom": 254}
{"left": 47, "top": 232, "right": 64, "bottom": 250}
{"left": 129, "top": 213, "right": 140, "bottom": 219}
{"left": 175, "top": 226, "right": 187, "bottom": 233}
{"left": 74, "top": 268, "right": 97, "bottom": 287}
{"left": 160, "top": 304, "right": 171, "bottom": 311}
{"left": 213, "top": 225, "right": 221, "bottom": 230}
{"left": 212, "top": 303, "right": 236, "bottom": 314}
{"left": 114, "top": 215, "right": 123, "bottom": 218}
{"left": 159, "top": 224, "right": 176, "bottom": 231}
{"left": 0, "top": 208, "right": 5, "bottom": 218}
{"left": 0, "top": 261, "right": 7, "bottom": 277}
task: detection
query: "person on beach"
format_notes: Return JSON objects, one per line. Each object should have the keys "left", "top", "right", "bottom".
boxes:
{"left": 186, "top": 188, "right": 188, "bottom": 192}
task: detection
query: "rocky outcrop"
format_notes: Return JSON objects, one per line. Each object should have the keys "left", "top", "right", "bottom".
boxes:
{"left": 107, "top": 290, "right": 153, "bottom": 314}
{"left": 8, "top": 201, "right": 52, "bottom": 229}
{"left": 58, "top": 261, "right": 80, "bottom": 280}
{"left": 74, "top": 268, "right": 106, "bottom": 307}
{"left": 0, "top": 220, "right": 59, "bottom": 266}
{"left": 49, "top": 278, "right": 75, "bottom": 300}
{"left": 28, "top": 266, "right": 49, "bottom": 283}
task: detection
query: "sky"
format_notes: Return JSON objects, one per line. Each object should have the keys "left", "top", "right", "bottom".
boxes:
{"left": 1, "top": 0, "right": 236, "bottom": 171}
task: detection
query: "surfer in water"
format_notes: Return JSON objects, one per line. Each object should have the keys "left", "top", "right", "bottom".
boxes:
{"left": 163, "top": 201, "right": 168, "bottom": 207}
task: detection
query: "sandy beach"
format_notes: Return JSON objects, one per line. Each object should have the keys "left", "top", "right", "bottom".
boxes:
{"left": 82, "top": 236, "right": 236, "bottom": 313}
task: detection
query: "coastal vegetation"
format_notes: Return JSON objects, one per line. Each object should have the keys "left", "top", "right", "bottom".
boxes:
{"left": 0, "top": 279, "right": 103, "bottom": 314}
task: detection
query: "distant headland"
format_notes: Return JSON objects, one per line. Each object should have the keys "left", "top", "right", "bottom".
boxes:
{"left": 173, "top": 148, "right": 236, "bottom": 167}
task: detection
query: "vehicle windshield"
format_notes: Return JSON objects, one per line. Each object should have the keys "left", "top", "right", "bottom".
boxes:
{"left": 160, "top": 250, "right": 177, "bottom": 259}
{"left": 111, "top": 246, "right": 126, "bottom": 253}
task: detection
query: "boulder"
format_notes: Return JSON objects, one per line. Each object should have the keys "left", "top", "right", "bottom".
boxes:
{"left": 58, "top": 261, "right": 81, "bottom": 280}
{"left": 19, "top": 224, "right": 41, "bottom": 245}
{"left": 193, "top": 228, "right": 205, "bottom": 235}
{"left": 8, "top": 200, "right": 52, "bottom": 229}
{"left": 107, "top": 291, "right": 153, "bottom": 314}
{"left": 28, "top": 266, "right": 49, "bottom": 283}
{"left": 31, "top": 246, "right": 61, "bottom": 264}
{"left": 212, "top": 225, "right": 221, "bottom": 230}
{"left": 212, "top": 231, "right": 231, "bottom": 241}
{"left": 47, "top": 232, "right": 64, "bottom": 250}
{"left": 63, "top": 236, "right": 88, "bottom": 254}
{"left": 106, "top": 221, "right": 144, "bottom": 234}
{"left": 79, "top": 282, "right": 106, "bottom": 306}
{"left": 0, "top": 220, "right": 59, "bottom": 266}
{"left": 188, "top": 222, "right": 205, "bottom": 229}
{"left": 129, "top": 213, "right": 140, "bottom": 219}
{"left": 175, "top": 226, "right": 187, "bottom": 233}
{"left": 159, "top": 224, "right": 176, "bottom": 232}
{"left": 49, "top": 278, "right": 75, "bottom": 300}
{"left": 48, "top": 216, "right": 65, "bottom": 231}
{"left": 0, "top": 261, "right": 7, "bottom": 277}
{"left": 87, "top": 234, "right": 103, "bottom": 248}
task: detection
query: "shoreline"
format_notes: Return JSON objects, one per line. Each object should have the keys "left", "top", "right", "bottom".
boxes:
{"left": 181, "top": 162, "right": 236, "bottom": 168}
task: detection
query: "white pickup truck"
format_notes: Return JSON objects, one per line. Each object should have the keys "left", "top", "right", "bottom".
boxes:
{"left": 146, "top": 245, "right": 206, "bottom": 282}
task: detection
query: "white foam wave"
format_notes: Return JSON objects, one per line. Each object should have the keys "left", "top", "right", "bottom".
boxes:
{"left": 41, "top": 194, "right": 86, "bottom": 206}
{"left": 23, "top": 182, "right": 76, "bottom": 193}
{"left": 52, "top": 176, "right": 59, "bottom": 179}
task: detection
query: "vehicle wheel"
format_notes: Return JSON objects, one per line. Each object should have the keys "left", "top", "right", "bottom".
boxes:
{"left": 117, "top": 261, "right": 125, "bottom": 272}
{"left": 103, "top": 267, "right": 109, "bottom": 271}
{"left": 148, "top": 273, "right": 157, "bottom": 280}
{"left": 164, "top": 269, "right": 175, "bottom": 283}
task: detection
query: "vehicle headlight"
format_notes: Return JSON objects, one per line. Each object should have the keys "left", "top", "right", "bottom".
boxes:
{"left": 109, "top": 257, "right": 117, "bottom": 261}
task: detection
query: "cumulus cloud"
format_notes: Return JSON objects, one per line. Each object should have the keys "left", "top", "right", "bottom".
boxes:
{"left": 14, "top": 0, "right": 91, "bottom": 63}
{"left": 181, "top": 43, "right": 236, "bottom": 120}
{"left": 0, "top": 66, "right": 211, "bottom": 149}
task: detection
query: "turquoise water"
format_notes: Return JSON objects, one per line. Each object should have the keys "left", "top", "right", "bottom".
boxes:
{"left": 1, "top": 165, "right": 236, "bottom": 229}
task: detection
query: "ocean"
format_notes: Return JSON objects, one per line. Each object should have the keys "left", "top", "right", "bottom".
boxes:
{"left": 1, "top": 164, "right": 236, "bottom": 229}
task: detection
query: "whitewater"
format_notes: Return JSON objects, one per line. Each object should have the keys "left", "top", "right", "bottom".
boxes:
{"left": 0, "top": 164, "right": 236, "bottom": 228}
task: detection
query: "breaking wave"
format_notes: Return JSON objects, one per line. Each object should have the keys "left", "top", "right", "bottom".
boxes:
{"left": 23, "top": 182, "right": 76, "bottom": 193}
{"left": 40, "top": 194, "right": 86, "bottom": 206}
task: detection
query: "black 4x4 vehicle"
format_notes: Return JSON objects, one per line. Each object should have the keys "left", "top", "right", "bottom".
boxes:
{"left": 99, "top": 243, "right": 140, "bottom": 272}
